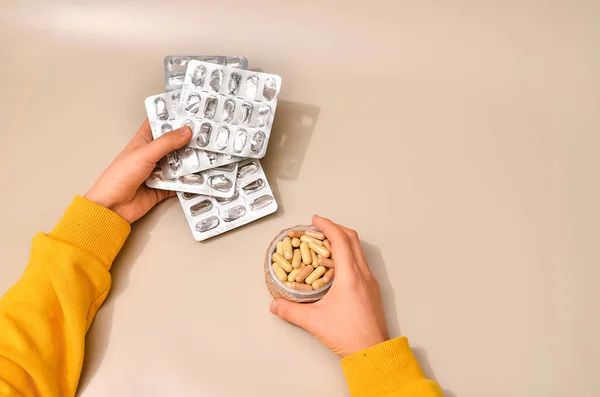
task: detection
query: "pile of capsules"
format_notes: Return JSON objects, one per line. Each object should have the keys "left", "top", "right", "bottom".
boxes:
{"left": 144, "top": 56, "right": 281, "bottom": 241}
{"left": 272, "top": 229, "right": 335, "bottom": 291}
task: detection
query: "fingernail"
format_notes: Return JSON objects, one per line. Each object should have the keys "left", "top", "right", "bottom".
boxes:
{"left": 269, "top": 300, "right": 279, "bottom": 314}
{"left": 180, "top": 126, "right": 192, "bottom": 136}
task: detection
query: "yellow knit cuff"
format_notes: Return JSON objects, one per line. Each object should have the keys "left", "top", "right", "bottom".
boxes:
{"left": 341, "top": 337, "right": 425, "bottom": 397}
{"left": 49, "top": 196, "right": 131, "bottom": 269}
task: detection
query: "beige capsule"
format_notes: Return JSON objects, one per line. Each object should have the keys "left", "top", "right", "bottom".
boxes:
{"left": 291, "top": 282, "right": 313, "bottom": 291}
{"left": 276, "top": 241, "right": 284, "bottom": 256}
{"left": 288, "top": 229, "right": 304, "bottom": 239}
{"left": 322, "top": 268, "right": 334, "bottom": 283}
{"left": 323, "top": 239, "right": 331, "bottom": 251}
{"left": 272, "top": 252, "right": 293, "bottom": 273}
{"left": 299, "top": 242, "right": 312, "bottom": 265}
{"left": 305, "top": 266, "right": 327, "bottom": 285}
{"left": 312, "top": 278, "right": 327, "bottom": 290}
{"left": 318, "top": 257, "right": 334, "bottom": 268}
{"left": 291, "top": 238, "right": 301, "bottom": 248}
{"left": 292, "top": 249, "right": 302, "bottom": 269}
{"left": 282, "top": 237, "right": 294, "bottom": 260}
{"left": 311, "top": 250, "right": 319, "bottom": 268}
{"left": 285, "top": 281, "right": 293, "bottom": 288}
{"left": 305, "top": 229, "right": 325, "bottom": 240}
{"left": 309, "top": 242, "right": 331, "bottom": 258}
{"left": 300, "top": 235, "right": 323, "bottom": 246}
{"left": 272, "top": 263, "right": 287, "bottom": 282}
{"left": 287, "top": 264, "right": 305, "bottom": 282}
{"left": 294, "top": 265, "right": 314, "bottom": 283}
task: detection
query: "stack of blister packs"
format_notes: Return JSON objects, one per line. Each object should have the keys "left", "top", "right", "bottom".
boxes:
{"left": 144, "top": 56, "right": 281, "bottom": 241}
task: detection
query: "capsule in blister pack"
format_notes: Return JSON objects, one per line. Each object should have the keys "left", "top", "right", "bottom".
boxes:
{"left": 165, "top": 56, "right": 248, "bottom": 92}
{"left": 145, "top": 162, "right": 238, "bottom": 197}
{"left": 144, "top": 90, "right": 242, "bottom": 179}
{"left": 176, "top": 60, "right": 282, "bottom": 159}
{"left": 177, "top": 159, "right": 278, "bottom": 241}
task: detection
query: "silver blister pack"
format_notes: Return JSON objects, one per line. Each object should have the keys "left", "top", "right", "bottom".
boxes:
{"left": 165, "top": 56, "right": 248, "bottom": 92}
{"left": 175, "top": 60, "right": 282, "bottom": 158}
{"left": 145, "top": 162, "right": 238, "bottom": 197}
{"left": 177, "top": 159, "right": 278, "bottom": 241}
{"left": 144, "top": 90, "right": 242, "bottom": 179}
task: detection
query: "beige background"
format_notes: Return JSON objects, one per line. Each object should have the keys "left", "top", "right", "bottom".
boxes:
{"left": 1, "top": 1, "right": 599, "bottom": 396}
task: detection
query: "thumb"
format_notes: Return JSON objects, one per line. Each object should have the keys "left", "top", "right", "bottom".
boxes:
{"left": 270, "top": 299, "right": 316, "bottom": 331}
{"left": 138, "top": 125, "right": 192, "bottom": 164}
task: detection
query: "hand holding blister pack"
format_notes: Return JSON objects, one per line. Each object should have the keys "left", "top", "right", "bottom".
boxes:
{"left": 175, "top": 60, "right": 282, "bottom": 158}
{"left": 142, "top": 55, "right": 282, "bottom": 241}
{"left": 144, "top": 90, "right": 241, "bottom": 180}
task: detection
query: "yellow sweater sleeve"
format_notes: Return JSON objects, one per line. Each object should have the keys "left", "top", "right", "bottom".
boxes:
{"left": 0, "top": 196, "right": 130, "bottom": 397}
{"left": 341, "top": 337, "right": 444, "bottom": 397}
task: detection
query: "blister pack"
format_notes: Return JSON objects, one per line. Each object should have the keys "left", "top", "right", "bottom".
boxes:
{"left": 177, "top": 159, "right": 278, "bottom": 241}
{"left": 165, "top": 56, "right": 248, "bottom": 92}
{"left": 145, "top": 162, "right": 238, "bottom": 197}
{"left": 144, "top": 90, "right": 241, "bottom": 179}
{"left": 175, "top": 60, "right": 282, "bottom": 158}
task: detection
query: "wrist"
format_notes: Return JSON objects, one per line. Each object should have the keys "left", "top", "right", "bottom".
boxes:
{"left": 84, "top": 189, "right": 116, "bottom": 211}
{"left": 83, "top": 190, "right": 131, "bottom": 224}
{"left": 345, "top": 333, "right": 390, "bottom": 358}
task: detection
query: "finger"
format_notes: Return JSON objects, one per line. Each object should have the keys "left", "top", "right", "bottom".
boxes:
{"left": 131, "top": 187, "right": 176, "bottom": 222}
{"left": 270, "top": 299, "right": 317, "bottom": 331}
{"left": 312, "top": 215, "right": 356, "bottom": 274}
{"left": 137, "top": 119, "right": 153, "bottom": 142}
{"left": 338, "top": 225, "right": 370, "bottom": 274}
{"left": 137, "top": 126, "right": 192, "bottom": 164}
{"left": 312, "top": 214, "right": 348, "bottom": 249}
{"left": 154, "top": 188, "right": 177, "bottom": 203}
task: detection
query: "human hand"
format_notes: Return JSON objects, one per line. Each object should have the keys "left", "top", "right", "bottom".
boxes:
{"left": 84, "top": 120, "right": 192, "bottom": 223}
{"left": 269, "top": 215, "right": 390, "bottom": 357}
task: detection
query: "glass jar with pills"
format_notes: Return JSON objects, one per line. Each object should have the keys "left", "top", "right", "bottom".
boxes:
{"left": 264, "top": 225, "right": 334, "bottom": 303}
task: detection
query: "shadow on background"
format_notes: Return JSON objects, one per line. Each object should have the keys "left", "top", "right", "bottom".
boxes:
{"left": 361, "top": 242, "right": 401, "bottom": 338}
{"left": 413, "top": 347, "right": 457, "bottom": 397}
{"left": 362, "top": 242, "right": 454, "bottom": 397}
{"left": 261, "top": 101, "right": 321, "bottom": 181}
{"left": 77, "top": 200, "right": 174, "bottom": 394}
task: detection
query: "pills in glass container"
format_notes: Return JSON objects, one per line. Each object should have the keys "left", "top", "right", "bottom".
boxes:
{"left": 271, "top": 229, "right": 334, "bottom": 291}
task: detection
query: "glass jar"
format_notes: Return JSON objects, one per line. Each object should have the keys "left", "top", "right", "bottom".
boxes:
{"left": 264, "top": 225, "right": 333, "bottom": 303}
